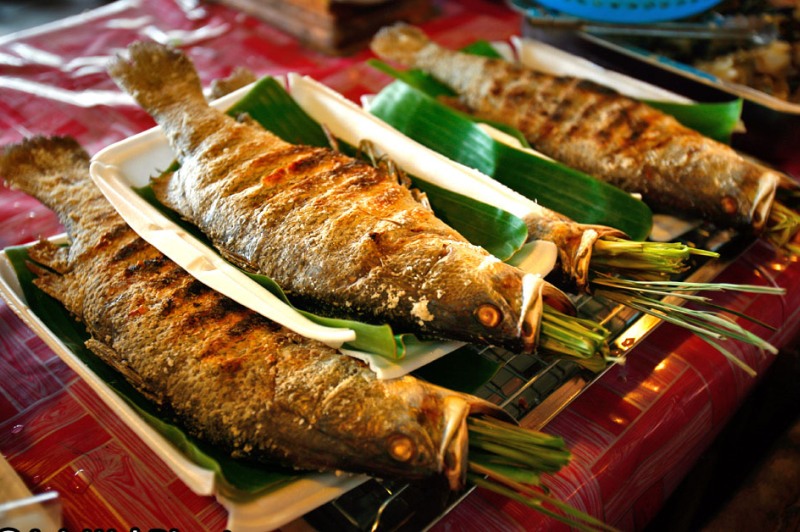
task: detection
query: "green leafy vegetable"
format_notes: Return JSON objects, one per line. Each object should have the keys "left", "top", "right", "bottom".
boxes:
{"left": 368, "top": 80, "right": 653, "bottom": 240}
{"left": 644, "top": 99, "right": 743, "bottom": 144}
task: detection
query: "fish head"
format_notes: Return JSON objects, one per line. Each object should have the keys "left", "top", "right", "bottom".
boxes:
{"left": 416, "top": 254, "right": 574, "bottom": 353}
{"left": 344, "top": 377, "right": 509, "bottom": 490}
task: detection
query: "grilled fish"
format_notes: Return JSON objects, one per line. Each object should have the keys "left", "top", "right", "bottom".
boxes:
{"left": 370, "top": 24, "right": 780, "bottom": 232}
{"left": 0, "top": 135, "right": 510, "bottom": 489}
{"left": 106, "top": 41, "right": 573, "bottom": 353}
{"left": 526, "top": 209, "right": 625, "bottom": 292}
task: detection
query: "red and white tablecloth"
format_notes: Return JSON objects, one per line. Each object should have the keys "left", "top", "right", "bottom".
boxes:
{"left": 1, "top": 0, "right": 798, "bottom": 530}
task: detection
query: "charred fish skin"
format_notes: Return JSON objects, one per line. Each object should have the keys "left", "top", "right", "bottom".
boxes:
{"left": 107, "top": 41, "right": 573, "bottom": 353}
{"left": 370, "top": 24, "right": 780, "bottom": 232}
{"left": 1, "top": 136, "right": 508, "bottom": 486}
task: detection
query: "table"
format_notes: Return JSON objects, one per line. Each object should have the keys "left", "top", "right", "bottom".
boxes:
{"left": 1, "top": 0, "right": 799, "bottom": 530}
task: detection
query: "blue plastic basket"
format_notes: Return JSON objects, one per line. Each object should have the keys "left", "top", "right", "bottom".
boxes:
{"left": 532, "top": 0, "right": 724, "bottom": 24}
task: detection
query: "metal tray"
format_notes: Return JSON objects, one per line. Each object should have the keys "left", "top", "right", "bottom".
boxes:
{"left": 302, "top": 224, "right": 754, "bottom": 531}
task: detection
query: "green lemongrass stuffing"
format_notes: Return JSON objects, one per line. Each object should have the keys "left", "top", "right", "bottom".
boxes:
{"left": 765, "top": 200, "right": 800, "bottom": 254}
{"left": 540, "top": 305, "right": 611, "bottom": 372}
{"left": 466, "top": 417, "right": 616, "bottom": 531}
{"left": 591, "top": 276, "right": 784, "bottom": 376}
{"left": 590, "top": 236, "right": 718, "bottom": 279}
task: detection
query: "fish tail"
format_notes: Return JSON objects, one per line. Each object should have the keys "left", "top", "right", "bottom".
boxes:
{"left": 1, "top": 136, "right": 98, "bottom": 220}
{"left": 371, "top": 23, "right": 432, "bottom": 67}
{"left": 2, "top": 135, "right": 123, "bottom": 256}
{"left": 107, "top": 40, "right": 206, "bottom": 117}
{"left": 371, "top": 24, "right": 489, "bottom": 98}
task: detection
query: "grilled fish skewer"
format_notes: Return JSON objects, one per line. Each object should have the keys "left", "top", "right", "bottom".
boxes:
{"left": 107, "top": 41, "right": 573, "bottom": 353}
{"left": 370, "top": 24, "right": 780, "bottom": 232}
{"left": 1, "top": 135, "right": 513, "bottom": 489}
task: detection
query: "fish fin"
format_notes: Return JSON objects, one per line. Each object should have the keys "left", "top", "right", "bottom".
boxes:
{"left": 28, "top": 261, "right": 67, "bottom": 295}
{"left": 209, "top": 67, "right": 257, "bottom": 101}
{"left": 27, "top": 239, "right": 72, "bottom": 275}
{"left": 150, "top": 170, "right": 174, "bottom": 204}
{"left": 233, "top": 112, "right": 260, "bottom": 128}
{"left": 107, "top": 41, "right": 206, "bottom": 115}
{"left": 1, "top": 136, "right": 92, "bottom": 205}
{"left": 218, "top": 246, "right": 259, "bottom": 272}
{"left": 28, "top": 260, "right": 85, "bottom": 319}
{"left": 437, "top": 95, "right": 472, "bottom": 114}
{"left": 85, "top": 338, "right": 165, "bottom": 406}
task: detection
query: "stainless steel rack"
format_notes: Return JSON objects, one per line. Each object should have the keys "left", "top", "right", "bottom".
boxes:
{"left": 301, "top": 222, "right": 757, "bottom": 531}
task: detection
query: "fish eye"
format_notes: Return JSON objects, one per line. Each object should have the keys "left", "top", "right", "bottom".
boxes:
{"left": 474, "top": 303, "right": 503, "bottom": 329}
{"left": 387, "top": 434, "right": 416, "bottom": 463}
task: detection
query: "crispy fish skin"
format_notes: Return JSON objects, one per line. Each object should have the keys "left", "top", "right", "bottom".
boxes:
{"left": 106, "top": 41, "right": 574, "bottom": 353}
{"left": 370, "top": 24, "right": 780, "bottom": 232}
{"left": 1, "top": 136, "right": 508, "bottom": 487}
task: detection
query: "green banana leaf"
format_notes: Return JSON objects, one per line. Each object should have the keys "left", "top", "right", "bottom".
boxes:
{"left": 369, "top": 80, "right": 654, "bottom": 241}
{"left": 643, "top": 99, "right": 743, "bottom": 144}
{"left": 229, "top": 76, "right": 528, "bottom": 258}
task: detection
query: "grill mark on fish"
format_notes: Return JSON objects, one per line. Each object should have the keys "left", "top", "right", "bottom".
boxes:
{"left": 1, "top": 135, "right": 512, "bottom": 487}
{"left": 107, "top": 41, "right": 574, "bottom": 352}
{"left": 112, "top": 235, "right": 151, "bottom": 262}
{"left": 371, "top": 24, "right": 781, "bottom": 231}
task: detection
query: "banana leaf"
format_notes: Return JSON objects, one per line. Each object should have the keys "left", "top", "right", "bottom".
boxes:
{"left": 643, "top": 99, "right": 743, "bottom": 144}
{"left": 230, "top": 76, "right": 528, "bottom": 258}
{"left": 369, "top": 80, "right": 654, "bottom": 241}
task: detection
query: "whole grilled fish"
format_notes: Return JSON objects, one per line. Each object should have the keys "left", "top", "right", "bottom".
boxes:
{"left": 0, "top": 135, "right": 509, "bottom": 489}
{"left": 370, "top": 24, "right": 780, "bottom": 232}
{"left": 106, "top": 41, "right": 573, "bottom": 353}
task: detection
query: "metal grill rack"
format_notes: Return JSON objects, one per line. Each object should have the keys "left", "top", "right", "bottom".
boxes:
{"left": 302, "top": 296, "right": 652, "bottom": 531}
{"left": 303, "top": 223, "right": 753, "bottom": 531}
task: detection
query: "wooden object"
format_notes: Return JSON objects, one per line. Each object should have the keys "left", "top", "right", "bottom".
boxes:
{"left": 215, "top": 0, "right": 435, "bottom": 55}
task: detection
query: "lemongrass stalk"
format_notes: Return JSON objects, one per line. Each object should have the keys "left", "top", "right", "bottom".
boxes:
{"left": 468, "top": 472, "right": 618, "bottom": 532}
{"left": 595, "top": 284, "right": 780, "bottom": 349}
{"left": 591, "top": 236, "right": 718, "bottom": 279}
{"left": 593, "top": 284, "right": 777, "bottom": 375}
{"left": 465, "top": 417, "right": 617, "bottom": 531}
{"left": 540, "top": 305, "right": 611, "bottom": 371}
{"left": 694, "top": 334, "right": 759, "bottom": 377}
{"left": 765, "top": 200, "right": 800, "bottom": 252}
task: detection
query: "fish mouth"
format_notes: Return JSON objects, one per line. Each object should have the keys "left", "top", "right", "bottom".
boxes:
{"left": 518, "top": 274, "right": 575, "bottom": 351}
{"left": 570, "top": 226, "right": 628, "bottom": 293}
{"left": 750, "top": 170, "right": 779, "bottom": 232}
{"left": 439, "top": 394, "right": 511, "bottom": 491}
{"left": 440, "top": 396, "right": 471, "bottom": 490}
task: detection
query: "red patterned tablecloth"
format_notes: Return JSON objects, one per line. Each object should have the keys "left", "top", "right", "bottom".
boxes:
{"left": 1, "top": 1, "right": 798, "bottom": 530}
